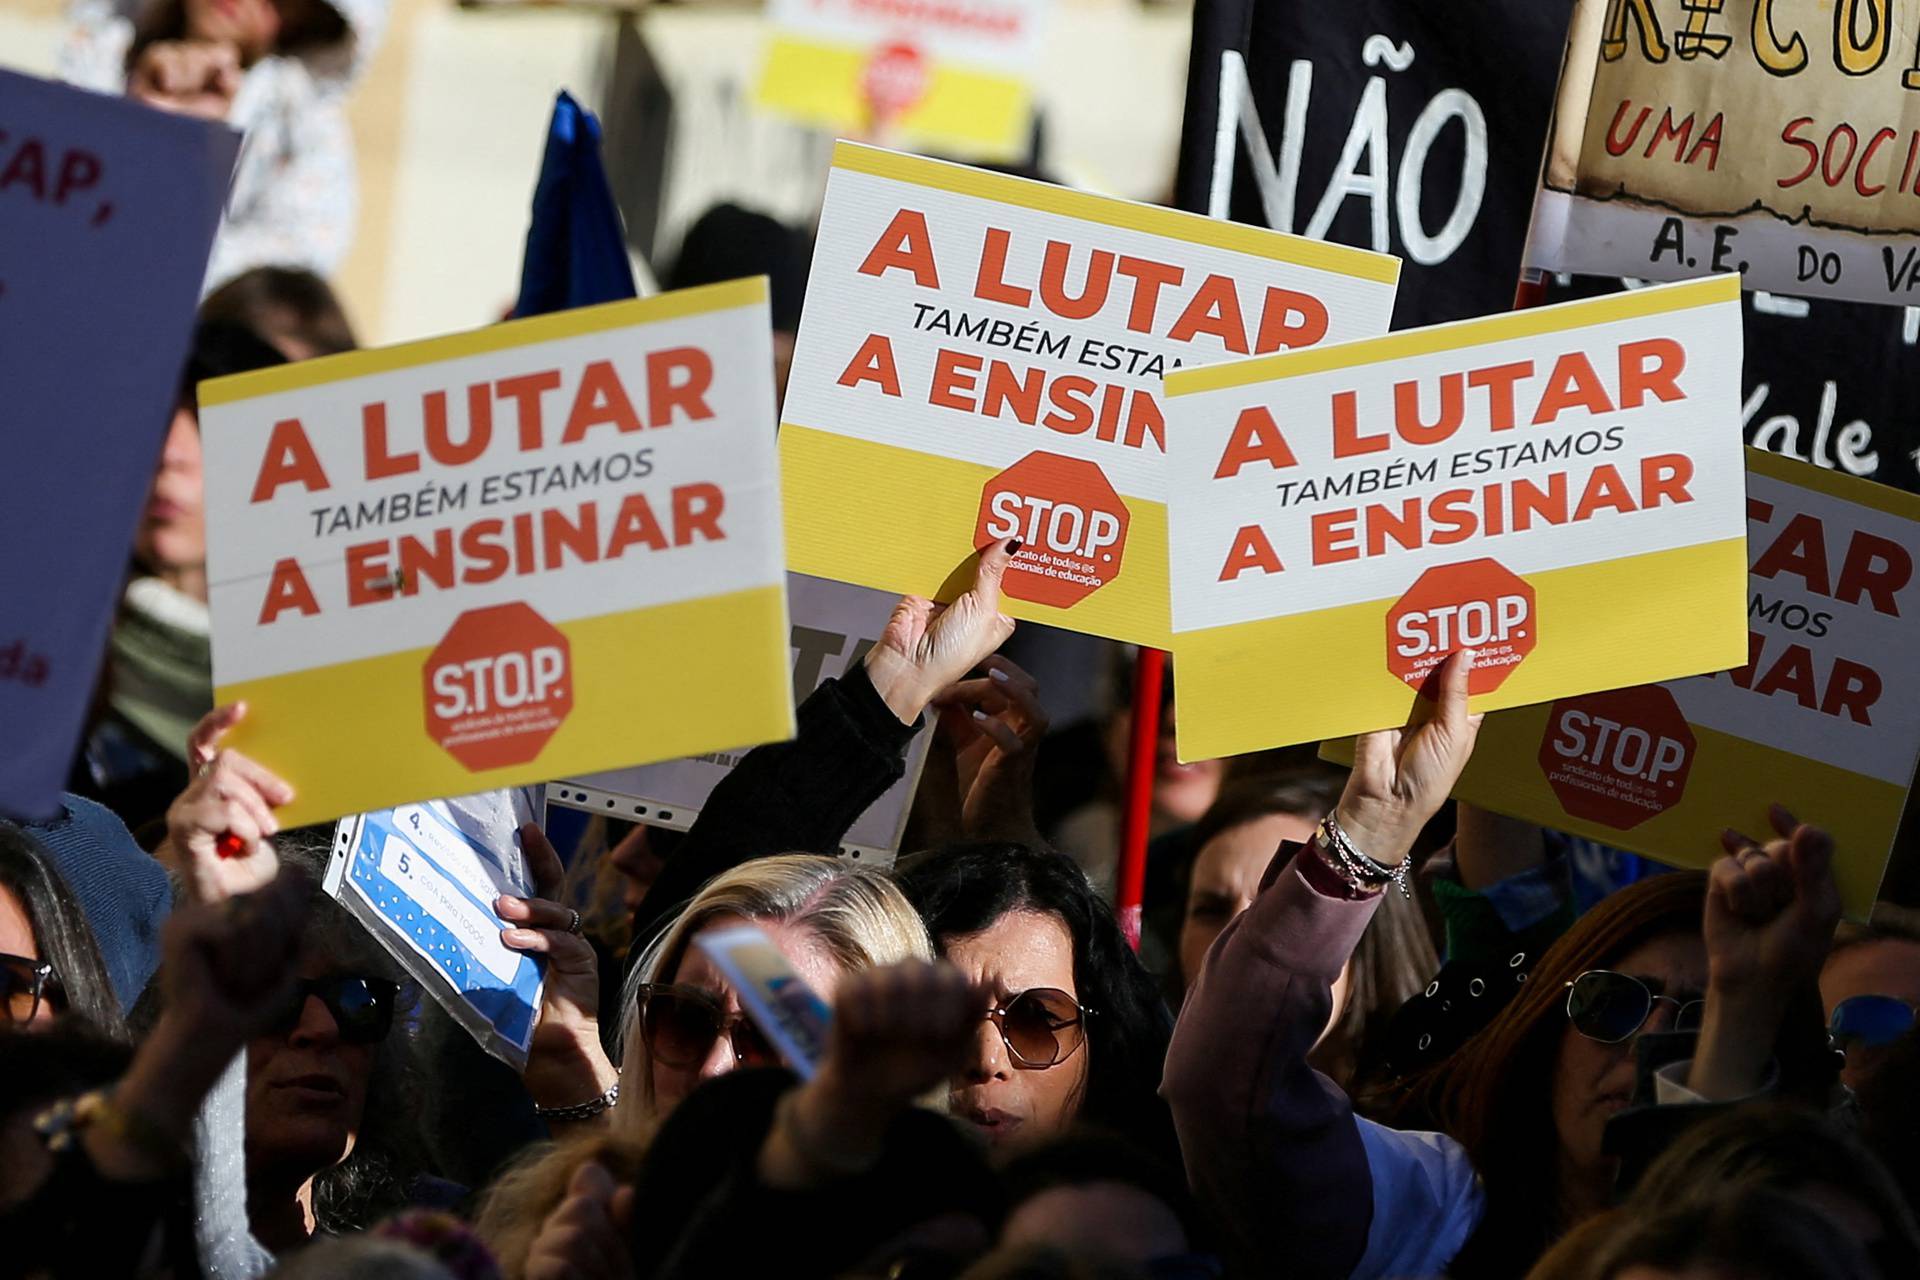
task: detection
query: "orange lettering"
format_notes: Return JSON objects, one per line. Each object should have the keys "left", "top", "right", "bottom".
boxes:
{"left": 258, "top": 557, "right": 319, "bottom": 624}
{"left": 858, "top": 209, "right": 940, "bottom": 288}
{"left": 251, "top": 418, "right": 330, "bottom": 503}
{"left": 1214, "top": 405, "right": 1298, "bottom": 478}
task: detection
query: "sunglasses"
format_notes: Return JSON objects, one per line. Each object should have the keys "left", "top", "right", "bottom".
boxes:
{"left": 1565, "top": 970, "right": 1704, "bottom": 1044}
{"left": 0, "top": 953, "right": 63, "bottom": 1027}
{"left": 637, "top": 983, "right": 777, "bottom": 1070}
{"left": 987, "top": 987, "right": 1093, "bottom": 1070}
{"left": 1829, "top": 994, "right": 1917, "bottom": 1049}
{"left": 272, "top": 975, "right": 398, "bottom": 1045}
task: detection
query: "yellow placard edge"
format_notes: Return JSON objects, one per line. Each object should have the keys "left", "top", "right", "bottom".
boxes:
{"left": 1745, "top": 444, "right": 1920, "bottom": 521}
{"left": 830, "top": 141, "right": 1402, "bottom": 286}
{"left": 1164, "top": 274, "right": 1742, "bottom": 397}
{"left": 199, "top": 277, "right": 772, "bottom": 408}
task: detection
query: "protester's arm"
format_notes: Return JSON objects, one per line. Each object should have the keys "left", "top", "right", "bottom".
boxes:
{"left": 155, "top": 702, "right": 292, "bottom": 904}
{"left": 1163, "top": 652, "right": 1485, "bottom": 1280}
{"left": 1687, "top": 805, "right": 1840, "bottom": 1100}
{"left": 1, "top": 872, "right": 310, "bottom": 1274}
{"left": 629, "top": 542, "right": 1019, "bottom": 945}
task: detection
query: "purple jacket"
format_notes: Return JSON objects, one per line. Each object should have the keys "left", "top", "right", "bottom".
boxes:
{"left": 1163, "top": 846, "right": 1483, "bottom": 1279}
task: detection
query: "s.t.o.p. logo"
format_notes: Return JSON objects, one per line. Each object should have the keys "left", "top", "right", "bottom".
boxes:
{"left": 976, "top": 452, "right": 1130, "bottom": 609}
{"left": 1386, "top": 558, "right": 1536, "bottom": 694}
{"left": 1538, "top": 685, "right": 1696, "bottom": 830}
{"left": 423, "top": 603, "right": 573, "bottom": 771}
{"left": 861, "top": 41, "right": 930, "bottom": 122}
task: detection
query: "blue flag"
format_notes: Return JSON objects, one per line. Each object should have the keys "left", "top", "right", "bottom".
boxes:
{"left": 511, "top": 91, "right": 638, "bottom": 318}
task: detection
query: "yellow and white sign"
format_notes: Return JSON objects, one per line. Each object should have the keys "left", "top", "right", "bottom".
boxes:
{"left": 1444, "top": 449, "right": 1920, "bottom": 919}
{"left": 755, "top": 0, "right": 1053, "bottom": 162}
{"left": 1165, "top": 276, "right": 1750, "bottom": 760}
{"left": 782, "top": 142, "right": 1399, "bottom": 648}
{"left": 200, "top": 281, "right": 794, "bottom": 826}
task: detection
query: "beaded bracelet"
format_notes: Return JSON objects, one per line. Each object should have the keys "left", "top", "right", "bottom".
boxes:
{"left": 1316, "top": 811, "right": 1413, "bottom": 900}
{"left": 534, "top": 1079, "right": 620, "bottom": 1121}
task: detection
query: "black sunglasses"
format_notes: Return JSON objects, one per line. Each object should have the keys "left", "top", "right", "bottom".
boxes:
{"left": 0, "top": 953, "right": 63, "bottom": 1027}
{"left": 273, "top": 975, "right": 398, "bottom": 1045}
{"left": 1565, "top": 970, "right": 1704, "bottom": 1044}
{"left": 637, "top": 983, "right": 777, "bottom": 1069}
{"left": 987, "top": 987, "right": 1093, "bottom": 1070}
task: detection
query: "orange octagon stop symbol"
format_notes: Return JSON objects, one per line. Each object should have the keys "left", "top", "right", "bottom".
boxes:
{"left": 423, "top": 602, "right": 574, "bottom": 771}
{"left": 1385, "top": 558, "right": 1537, "bottom": 695}
{"left": 975, "top": 452, "right": 1130, "bottom": 610}
{"left": 1537, "top": 684, "right": 1697, "bottom": 831}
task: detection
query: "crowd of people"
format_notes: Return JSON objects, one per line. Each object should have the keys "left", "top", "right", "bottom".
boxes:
{"left": 10, "top": 1, "right": 1920, "bottom": 1277}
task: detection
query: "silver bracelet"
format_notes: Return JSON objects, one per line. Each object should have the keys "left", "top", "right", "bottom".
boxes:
{"left": 1320, "top": 812, "right": 1413, "bottom": 900}
{"left": 534, "top": 1080, "right": 620, "bottom": 1121}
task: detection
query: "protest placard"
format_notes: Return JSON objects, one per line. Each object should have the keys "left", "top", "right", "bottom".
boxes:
{"left": 0, "top": 69, "right": 236, "bottom": 820}
{"left": 1164, "top": 275, "right": 1749, "bottom": 760}
{"left": 200, "top": 280, "right": 794, "bottom": 826}
{"left": 782, "top": 142, "right": 1400, "bottom": 648}
{"left": 1423, "top": 448, "right": 1920, "bottom": 919}
{"left": 754, "top": 0, "right": 1053, "bottom": 162}
{"left": 327, "top": 787, "right": 545, "bottom": 1069}
{"left": 549, "top": 572, "right": 931, "bottom": 861}
{"left": 1528, "top": 0, "right": 1920, "bottom": 306}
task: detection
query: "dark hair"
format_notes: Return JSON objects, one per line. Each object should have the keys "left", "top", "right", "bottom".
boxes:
{"left": 1185, "top": 775, "right": 1341, "bottom": 854}
{"left": 999, "top": 1130, "right": 1207, "bottom": 1254}
{"left": 1391, "top": 872, "right": 1834, "bottom": 1278}
{"left": 178, "top": 318, "right": 288, "bottom": 412}
{"left": 269, "top": 827, "right": 427, "bottom": 1235}
{"left": 201, "top": 267, "right": 358, "bottom": 358}
{"left": 0, "top": 824, "right": 127, "bottom": 1040}
{"left": 0, "top": 1022, "right": 134, "bottom": 1111}
{"left": 1583, "top": 1185, "right": 1879, "bottom": 1280}
{"left": 667, "top": 203, "right": 812, "bottom": 332}
{"left": 1626, "top": 1103, "right": 1920, "bottom": 1276}
{"left": 897, "top": 843, "right": 1176, "bottom": 1158}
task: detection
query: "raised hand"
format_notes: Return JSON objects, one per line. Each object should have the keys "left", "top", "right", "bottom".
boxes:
{"left": 760, "top": 960, "right": 987, "bottom": 1188}
{"left": 128, "top": 40, "right": 241, "bottom": 121}
{"left": 928, "top": 655, "right": 1050, "bottom": 845}
{"left": 1689, "top": 805, "right": 1842, "bottom": 1100}
{"left": 864, "top": 540, "right": 1019, "bottom": 726}
{"left": 158, "top": 702, "right": 294, "bottom": 904}
{"left": 524, "top": 1160, "right": 637, "bottom": 1280}
{"left": 1335, "top": 648, "right": 1484, "bottom": 867}
{"left": 498, "top": 824, "right": 617, "bottom": 1115}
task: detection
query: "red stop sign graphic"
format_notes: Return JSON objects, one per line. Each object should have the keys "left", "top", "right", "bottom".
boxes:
{"left": 1538, "top": 684, "right": 1696, "bottom": 830}
{"left": 423, "top": 603, "right": 574, "bottom": 772}
{"left": 861, "top": 41, "right": 930, "bottom": 122}
{"left": 1386, "top": 558, "right": 1536, "bottom": 695}
{"left": 976, "top": 452, "right": 1130, "bottom": 609}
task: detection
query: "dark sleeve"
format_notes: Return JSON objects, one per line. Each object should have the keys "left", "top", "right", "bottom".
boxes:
{"left": 629, "top": 663, "right": 921, "bottom": 945}
{"left": 0, "top": 1141, "right": 194, "bottom": 1278}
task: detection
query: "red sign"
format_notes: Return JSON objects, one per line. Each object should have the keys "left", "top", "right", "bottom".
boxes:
{"left": 423, "top": 603, "right": 573, "bottom": 771}
{"left": 861, "top": 42, "right": 930, "bottom": 122}
{"left": 1386, "top": 558, "right": 1536, "bottom": 694}
{"left": 1538, "top": 684, "right": 1697, "bottom": 830}
{"left": 976, "top": 452, "right": 1130, "bottom": 609}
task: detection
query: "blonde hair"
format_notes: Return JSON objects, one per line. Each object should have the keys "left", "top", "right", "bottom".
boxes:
{"left": 614, "top": 854, "right": 932, "bottom": 1124}
{"left": 473, "top": 1129, "right": 651, "bottom": 1280}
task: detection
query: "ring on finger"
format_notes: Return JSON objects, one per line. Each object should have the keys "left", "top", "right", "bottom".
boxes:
{"left": 566, "top": 908, "right": 583, "bottom": 936}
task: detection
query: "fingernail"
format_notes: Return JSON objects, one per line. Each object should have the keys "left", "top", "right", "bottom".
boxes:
{"left": 503, "top": 929, "right": 537, "bottom": 945}
{"left": 971, "top": 709, "right": 989, "bottom": 721}
{"left": 1007, "top": 539, "right": 1023, "bottom": 555}
{"left": 989, "top": 668, "right": 1010, "bottom": 683}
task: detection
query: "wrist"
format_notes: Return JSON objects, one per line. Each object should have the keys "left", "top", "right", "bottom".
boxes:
{"left": 862, "top": 650, "right": 928, "bottom": 727}
{"left": 1328, "top": 803, "right": 1412, "bottom": 869}
{"left": 525, "top": 1021, "right": 617, "bottom": 1108}
{"left": 116, "top": 1016, "right": 224, "bottom": 1145}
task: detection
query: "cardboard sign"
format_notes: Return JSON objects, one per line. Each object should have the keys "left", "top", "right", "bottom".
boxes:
{"left": 200, "top": 281, "right": 794, "bottom": 826}
{"left": 755, "top": 0, "right": 1052, "bottom": 162}
{"left": 548, "top": 571, "right": 931, "bottom": 862}
{"left": 1429, "top": 449, "right": 1920, "bottom": 919}
{"left": 0, "top": 70, "right": 236, "bottom": 819}
{"left": 327, "top": 787, "right": 545, "bottom": 1069}
{"left": 782, "top": 142, "right": 1400, "bottom": 647}
{"left": 1164, "top": 275, "right": 1750, "bottom": 759}
{"left": 1529, "top": 0, "right": 1920, "bottom": 306}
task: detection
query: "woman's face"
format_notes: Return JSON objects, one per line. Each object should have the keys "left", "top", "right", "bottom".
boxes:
{"left": 243, "top": 959, "right": 377, "bottom": 1191}
{"left": 1550, "top": 931, "right": 1707, "bottom": 1184}
{"left": 644, "top": 914, "right": 841, "bottom": 1115}
{"left": 137, "top": 407, "right": 207, "bottom": 577}
{"left": 1819, "top": 936, "right": 1920, "bottom": 1092}
{"left": 0, "top": 886, "right": 54, "bottom": 1030}
{"left": 183, "top": 0, "right": 284, "bottom": 61}
{"left": 942, "top": 909, "right": 1088, "bottom": 1154}
{"left": 1179, "top": 812, "right": 1317, "bottom": 989}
